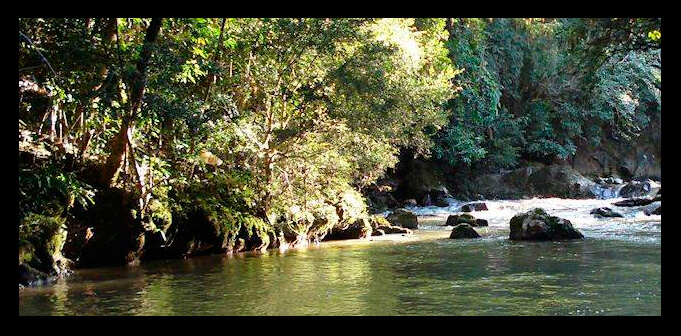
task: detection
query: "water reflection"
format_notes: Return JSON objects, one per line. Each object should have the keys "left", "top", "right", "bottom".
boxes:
{"left": 19, "top": 198, "right": 661, "bottom": 316}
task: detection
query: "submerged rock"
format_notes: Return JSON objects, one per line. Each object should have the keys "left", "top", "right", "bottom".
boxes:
{"left": 461, "top": 202, "right": 488, "bottom": 212}
{"left": 509, "top": 208, "right": 584, "bottom": 241}
{"left": 590, "top": 207, "right": 623, "bottom": 218}
{"left": 449, "top": 224, "right": 481, "bottom": 239}
{"left": 386, "top": 208, "right": 418, "bottom": 229}
{"left": 19, "top": 264, "right": 56, "bottom": 287}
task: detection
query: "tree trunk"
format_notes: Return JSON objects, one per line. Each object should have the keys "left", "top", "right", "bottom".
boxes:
{"left": 100, "top": 18, "right": 163, "bottom": 187}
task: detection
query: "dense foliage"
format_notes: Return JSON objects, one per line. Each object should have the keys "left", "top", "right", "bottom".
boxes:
{"left": 433, "top": 18, "right": 660, "bottom": 170}
{"left": 18, "top": 17, "right": 660, "bottom": 273}
{"left": 18, "top": 18, "right": 455, "bottom": 268}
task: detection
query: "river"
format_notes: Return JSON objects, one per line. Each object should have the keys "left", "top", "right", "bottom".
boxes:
{"left": 18, "top": 197, "right": 661, "bottom": 316}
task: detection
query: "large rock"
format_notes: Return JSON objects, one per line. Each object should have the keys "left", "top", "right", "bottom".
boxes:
{"left": 456, "top": 163, "right": 597, "bottom": 199}
{"left": 325, "top": 218, "right": 373, "bottom": 241}
{"left": 386, "top": 208, "right": 418, "bottom": 229}
{"left": 570, "top": 111, "right": 660, "bottom": 182}
{"left": 526, "top": 164, "right": 597, "bottom": 199}
{"left": 446, "top": 214, "right": 488, "bottom": 227}
{"left": 590, "top": 207, "right": 623, "bottom": 218}
{"left": 19, "top": 213, "right": 71, "bottom": 277}
{"left": 449, "top": 224, "right": 481, "bottom": 239}
{"left": 613, "top": 195, "right": 660, "bottom": 207}
{"left": 509, "top": 208, "right": 584, "bottom": 241}
{"left": 369, "top": 216, "right": 413, "bottom": 235}
{"left": 619, "top": 179, "right": 658, "bottom": 198}
{"left": 461, "top": 202, "right": 488, "bottom": 212}
{"left": 446, "top": 213, "right": 476, "bottom": 226}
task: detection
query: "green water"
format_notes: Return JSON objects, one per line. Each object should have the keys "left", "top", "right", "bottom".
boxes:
{"left": 18, "top": 224, "right": 661, "bottom": 316}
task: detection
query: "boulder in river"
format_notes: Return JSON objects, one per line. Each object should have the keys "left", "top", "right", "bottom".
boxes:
{"left": 369, "top": 215, "right": 413, "bottom": 235}
{"left": 613, "top": 195, "right": 659, "bottom": 207}
{"left": 645, "top": 206, "right": 661, "bottom": 216}
{"left": 449, "top": 224, "right": 481, "bottom": 239}
{"left": 619, "top": 179, "right": 659, "bottom": 198}
{"left": 509, "top": 208, "right": 584, "bottom": 241}
{"left": 446, "top": 213, "right": 476, "bottom": 226}
{"left": 461, "top": 202, "right": 488, "bottom": 212}
{"left": 325, "top": 218, "right": 373, "bottom": 241}
{"left": 385, "top": 208, "right": 418, "bottom": 229}
{"left": 590, "top": 207, "right": 623, "bottom": 218}
{"left": 446, "top": 214, "right": 488, "bottom": 227}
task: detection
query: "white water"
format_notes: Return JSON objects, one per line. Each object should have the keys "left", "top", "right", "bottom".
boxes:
{"left": 381, "top": 196, "right": 661, "bottom": 245}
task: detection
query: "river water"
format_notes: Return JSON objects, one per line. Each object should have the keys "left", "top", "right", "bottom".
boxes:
{"left": 18, "top": 197, "right": 661, "bottom": 316}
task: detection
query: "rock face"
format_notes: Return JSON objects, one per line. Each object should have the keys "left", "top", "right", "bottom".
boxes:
{"left": 461, "top": 202, "right": 488, "bottom": 212}
{"left": 449, "top": 224, "right": 481, "bottom": 239}
{"left": 590, "top": 207, "right": 623, "bottom": 218}
{"left": 455, "top": 163, "right": 597, "bottom": 199}
{"left": 386, "top": 208, "right": 418, "bottom": 229}
{"left": 509, "top": 208, "right": 584, "bottom": 241}
{"left": 571, "top": 112, "right": 661, "bottom": 182}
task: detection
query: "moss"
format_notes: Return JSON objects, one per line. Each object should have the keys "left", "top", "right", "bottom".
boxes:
{"left": 18, "top": 240, "right": 35, "bottom": 264}
{"left": 369, "top": 215, "right": 391, "bottom": 229}
{"left": 148, "top": 199, "right": 173, "bottom": 233}
{"left": 19, "top": 213, "right": 69, "bottom": 274}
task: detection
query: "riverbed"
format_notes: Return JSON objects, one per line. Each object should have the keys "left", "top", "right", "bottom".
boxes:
{"left": 18, "top": 197, "right": 661, "bottom": 316}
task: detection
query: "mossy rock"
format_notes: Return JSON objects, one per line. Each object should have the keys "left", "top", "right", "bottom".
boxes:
{"left": 18, "top": 213, "right": 70, "bottom": 276}
{"left": 386, "top": 208, "right": 418, "bottom": 229}
{"left": 509, "top": 208, "right": 583, "bottom": 241}
{"left": 325, "top": 217, "right": 373, "bottom": 241}
{"left": 369, "top": 215, "right": 392, "bottom": 229}
{"left": 369, "top": 215, "right": 412, "bottom": 235}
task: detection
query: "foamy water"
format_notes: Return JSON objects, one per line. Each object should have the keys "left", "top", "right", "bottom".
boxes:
{"left": 382, "top": 196, "right": 661, "bottom": 245}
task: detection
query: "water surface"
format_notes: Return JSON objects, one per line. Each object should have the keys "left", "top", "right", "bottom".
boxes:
{"left": 18, "top": 198, "right": 661, "bottom": 316}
